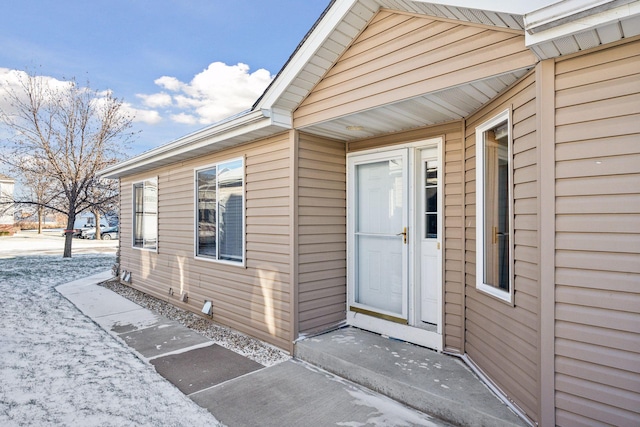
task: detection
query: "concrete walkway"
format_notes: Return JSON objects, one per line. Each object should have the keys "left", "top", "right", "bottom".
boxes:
{"left": 57, "top": 273, "right": 451, "bottom": 427}
{"left": 296, "top": 328, "right": 528, "bottom": 427}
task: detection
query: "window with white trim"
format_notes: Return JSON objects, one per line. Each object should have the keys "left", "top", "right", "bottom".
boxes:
{"left": 133, "top": 178, "right": 157, "bottom": 250}
{"left": 476, "top": 110, "right": 513, "bottom": 302}
{"left": 196, "top": 158, "right": 244, "bottom": 264}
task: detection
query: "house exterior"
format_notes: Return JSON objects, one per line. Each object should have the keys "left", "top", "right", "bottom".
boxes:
{"left": 0, "top": 174, "right": 15, "bottom": 231}
{"left": 74, "top": 211, "right": 110, "bottom": 229}
{"left": 101, "top": 1, "right": 640, "bottom": 425}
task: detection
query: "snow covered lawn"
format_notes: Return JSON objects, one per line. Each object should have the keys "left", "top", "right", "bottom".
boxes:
{"left": 0, "top": 253, "right": 221, "bottom": 426}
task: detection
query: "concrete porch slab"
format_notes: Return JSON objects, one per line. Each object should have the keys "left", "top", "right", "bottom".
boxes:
{"left": 295, "top": 327, "right": 527, "bottom": 427}
{"left": 151, "top": 344, "right": 263, "bottom": 395}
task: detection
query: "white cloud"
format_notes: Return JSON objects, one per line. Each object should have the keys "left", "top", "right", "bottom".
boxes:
{"left": 154, "top": 76, "right": 185, "bottom": 92}
{"left": 0, "top": 68, "right": 74, "bottom": 115}
{"left": 0, "top": 68, "right": 162, "bottom": 126}
{"left": 125, "top": 105, "right": 162, "bottom": 125}
{"left": 136, "top": 92, "right": 172, "bottom": 108}
{"left": 139, "top": 62, "right": 273, "bottom": 125}
{"left": 1, "top": 61, "right": 274, "bottom": 134}
{"left": 170, "top": 112, "right": 198, "bottom": 125}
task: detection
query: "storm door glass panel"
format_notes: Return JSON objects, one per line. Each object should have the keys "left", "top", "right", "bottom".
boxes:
{"left": 483, "top": 121, "right": 510, "bottom": 291}
{"left": 354, "top": 157, "right": 405, "bottom": 317}
{"left": 197, "top": 167, "right": 217, "bottom": 257}
{"left": 217, "top": 159, "right": 243, "bottom": 262}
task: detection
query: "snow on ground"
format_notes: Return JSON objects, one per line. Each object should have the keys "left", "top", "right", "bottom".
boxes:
{"left": 0, "top": 251, "right": 222, "bottom": 426}
{"left": 0, "top": 230, "right": 118, "bottom": 257}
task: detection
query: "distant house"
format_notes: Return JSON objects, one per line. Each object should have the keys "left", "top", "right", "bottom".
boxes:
{"left": 74, "top": 211, "right": 110, "bottom": 229}
{"left": 0, "top": 174, "right": 15, "bottom": 231}
{"left": 101, "top": 1, "right": 640, "bottom": 425}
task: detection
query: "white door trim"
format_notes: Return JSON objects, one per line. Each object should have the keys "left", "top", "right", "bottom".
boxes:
{"left": 346, "top": 138, "right": 443, "bottom": 352}
{"left": 347, "top": 148, "right": 409, "bottom": 321}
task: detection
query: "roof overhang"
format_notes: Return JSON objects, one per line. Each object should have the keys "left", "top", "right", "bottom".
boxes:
{"left": 297, "top": 70, "right": 533, "bottom": 141}
{"left": 524, "top": 0, "right": 640, "bottom": 58}
{"left": 256, "top": 0, "right": 533, "bottom": 140}
{"left": 100, "top": 109, "right": 290, "bottom": 179}
{"left": 257, "top": 0, "right": 527, "bottom": 114}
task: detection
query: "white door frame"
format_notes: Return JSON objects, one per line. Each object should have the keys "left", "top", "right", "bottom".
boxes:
{"left": 347, "top": 148, "right": 409, "bottom": 320}
{"left": 346, "top": 138, "right": 443, "bottom": 351}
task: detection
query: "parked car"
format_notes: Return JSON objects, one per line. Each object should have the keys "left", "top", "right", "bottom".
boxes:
{"left": 100, "top": 226, "right": 119, "bottom": 240}
{"left": 80, "top": 227, "right": 97, "bottom": 239}
{"left": 62, "top": 220, "right": 110, "bottom": 238}
{"left": 84, "top": 226, "right": 119, "bottom": 240}
{"left": 62, "top": 227, "right": 91, "bottom": 238}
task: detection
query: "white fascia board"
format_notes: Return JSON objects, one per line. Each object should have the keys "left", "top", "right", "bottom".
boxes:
{"left": 413, "top": 0, "right": 558, "bottom": 14}
{"left": 262, "top": 107, "right": 293, "bottom": 128}
{"left": 525, "top": 0, "right": 639, "bottom": 44}
{"left": 100, "top": 110, "right": 274, "bottom": 179}
{"left": 526, "top": 0, "right": 616, "bottom": 29}
{"left": 256, "top": 0, "right": 360, "bottom": 111}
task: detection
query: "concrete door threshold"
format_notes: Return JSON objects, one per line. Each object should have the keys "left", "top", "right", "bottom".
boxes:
{"left": 294, "top": 326, "right": 528, "bottom": 427}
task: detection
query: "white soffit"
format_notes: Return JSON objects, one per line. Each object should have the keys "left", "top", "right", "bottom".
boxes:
{"left": 299, "top": 70, "right": 531, "bottom": 141}
{"left": 525, "top": 0, "right": 640, "bottom": 59}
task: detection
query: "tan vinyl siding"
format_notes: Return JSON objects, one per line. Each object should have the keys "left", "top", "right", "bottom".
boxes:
{"left": 294, "top": 10, "right": 536, "bottom": 128}
{"left": 296, "top": 133, "right": 347, "bottom": 334}
{"left": 119, "top": 133, "right": 293, "bottom": 351}
{"left": 553, "top": 39, "right": 640, "bottom": 426}
{"left": 464, "top": 71, "right": 540, "bottom": 423}
{"left": 348, "top": 121, "right": 465, "bottom": 353}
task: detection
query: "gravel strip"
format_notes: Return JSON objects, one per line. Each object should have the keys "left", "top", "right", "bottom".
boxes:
{"left": 100, "top": 279, "right": 290, "bottom": 367}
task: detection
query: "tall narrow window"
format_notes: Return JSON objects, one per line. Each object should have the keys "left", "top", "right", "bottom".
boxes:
{"left": 476, "top": 111, "right": 512, "bottom": 302}
{"left": 425, "top": 160, "right": 438, "bottom": 239}
{"left": 133, "top": 178, "right": 157, "bottom": 250}
{"left": 196, "top": 158, "right": 244, "bottom": 264}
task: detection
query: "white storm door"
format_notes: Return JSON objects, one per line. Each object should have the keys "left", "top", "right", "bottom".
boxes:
{"left": 420, "top": 148, "right": 441, "bottom": 325}
{"left": 349, "top": 149, "right": 408, "bottom": 321}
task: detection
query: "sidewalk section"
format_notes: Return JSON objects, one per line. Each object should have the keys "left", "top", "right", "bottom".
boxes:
{"left": 56, "top": 272, "right": 265, "bottom": 396}
{"left": 57, "top": 272, "right": 451, "bottom": 427}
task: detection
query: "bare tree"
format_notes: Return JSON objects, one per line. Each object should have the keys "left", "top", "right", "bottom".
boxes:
{"left": 86, "top": 175, "right": 120, "bottom": 240}
{"left": 0, "top": 70, "right": 133, "bottom": 257}
{"left": 15, "top": 156, "right": 58, "bottom": 233}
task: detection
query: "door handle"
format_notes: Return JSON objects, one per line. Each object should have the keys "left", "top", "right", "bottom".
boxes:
{"left": 396, "top": 227, "right": 407, "bottom": 244}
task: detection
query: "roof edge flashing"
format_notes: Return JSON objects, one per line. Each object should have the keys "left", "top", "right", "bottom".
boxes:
{"left": 255, "top": 0, "right": 359, "bottom": 110}
{"left": 100, "top": 109, "right": 278, "bottom": 179}
{"left": 525, "top": 0, "right": 636, "bottom": 33}
{"left": 525, "top": 0, "right": 640, "bottom": 52}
